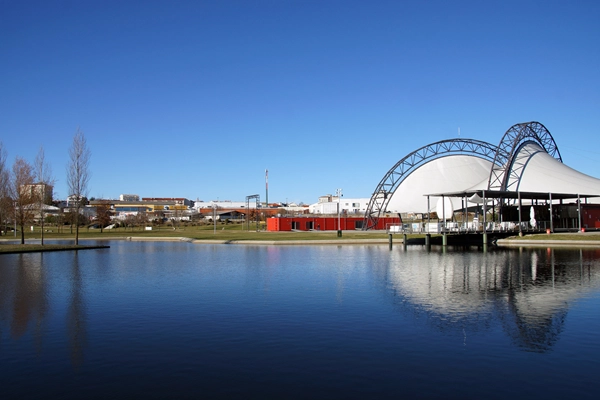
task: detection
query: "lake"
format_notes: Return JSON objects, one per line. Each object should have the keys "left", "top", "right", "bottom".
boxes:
{"left": 1, "top": 241, "right": 599, "bottom": 399}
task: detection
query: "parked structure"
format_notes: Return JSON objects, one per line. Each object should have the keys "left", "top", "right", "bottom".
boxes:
{"left": 267, "top": 216, "right": 400, "bottom": 232}
{"left": 364, "top": 121, "right": 600, "bottom": 231}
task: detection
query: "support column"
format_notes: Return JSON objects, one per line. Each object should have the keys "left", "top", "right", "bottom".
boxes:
{"left": 482, "top": 190, "right": 487, "bottom": 246}
{"left": 549, "top": 193, "right": 553, "bottom": 233}
{"left": 426, "top": 195, "right": 431, "bottom": 246}
{"left": 463, "top": 196, "right": 467, "bottom": 231}
{"left": 578, "top": 194, "right": 583, "bottom": 232}
{"left": 442, "top": 195, "right": 447, "bottom": 247}
{"left": 518, "top": 191, "right": 523, "bottom": 236}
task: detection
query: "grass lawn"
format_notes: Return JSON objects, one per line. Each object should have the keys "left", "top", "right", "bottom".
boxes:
{"left": 508, "top": 232, "right": 600, "bottom": 241}
{"left": 3, "top": 223, "right": 598, "bottom": 254}
{"left": 1, "top": 222, "right": 395, "bottom": 245}
{"left": 0, "top": 243, "right": 110, "bottom": 254}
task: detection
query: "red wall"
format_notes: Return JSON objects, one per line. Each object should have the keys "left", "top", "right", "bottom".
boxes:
{"left": 582, "top": 205, "right": 600, "bottom": 229}
{"left": 267, "top": 217, "right": 400, "bottom": 231}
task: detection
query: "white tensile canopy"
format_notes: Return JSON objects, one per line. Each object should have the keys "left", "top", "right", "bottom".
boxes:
{"left": 385, "top": 143, "right": 600, "bottom": 214}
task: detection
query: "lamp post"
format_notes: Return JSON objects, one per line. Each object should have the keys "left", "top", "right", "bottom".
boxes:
{"left": 336, "top": 188, "right": 343, "bottom": 237}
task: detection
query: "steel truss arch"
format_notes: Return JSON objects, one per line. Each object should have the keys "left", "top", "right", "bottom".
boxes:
{"left": 488, "top": 121, "right": 562, "bottom": 191}
{"left": 363, "top": 138, "right": 499, "bottom": 230}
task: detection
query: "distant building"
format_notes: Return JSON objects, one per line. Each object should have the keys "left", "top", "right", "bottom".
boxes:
{"left": 194, "top": 200, "right": 260, "bottom": 210}
{"left": 142, "top": 197, "right": 192, "bottom": 207}
{"left": 318, "top": 194, "right": 339, "bottom": 203}
{"left": 90, "top": 198, "right": 196, "bottom": 221}
{"left": 309, "top": 196, "right": 370, "bottom": 215}
{"left": 21, "top": 182, "right": 53, "bottom": 205}
{"left": 120, "top": 194, "right": 140, "bottom": 202}
{"left": 66, "top": 195, "right": 87, "bottom": 208}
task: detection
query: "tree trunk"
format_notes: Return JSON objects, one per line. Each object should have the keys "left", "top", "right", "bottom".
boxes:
{"left": 75, "top": 223, "right": 79, "bottom": 245}
{"left": 40, "top": 213, "right": 45, "bottom": 245}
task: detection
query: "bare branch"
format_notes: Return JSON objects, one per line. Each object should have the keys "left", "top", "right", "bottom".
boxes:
{"left": 0, "top": 142, "right": 11, "bottom": 235}
{"left": 67, "top": 127, "right": 91, "bottom": 245}
{"left": 35, "top": 146, "right": 55, "bottom": 245}
{"left": 12, "top": 157, "right": 36, "bottom": 244}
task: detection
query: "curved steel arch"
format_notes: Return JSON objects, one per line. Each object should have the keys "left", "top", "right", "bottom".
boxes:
{"left": 488, "top": 121, "right": 562, "bottom": 191}
{"left": 363, "top": 138, "right": 499, "bottom": 230}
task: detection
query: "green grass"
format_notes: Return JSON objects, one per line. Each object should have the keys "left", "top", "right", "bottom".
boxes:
{"left": 509, "top": 232, "right": 600, "bottom": 241}
{"left": 4, "top": 223, "right": 598, "bottom": 254}
{"left": 0, "top": 243, "right": 109, "bottom": 254}
{"left": 2, "top": 223, "right": 395, "bottom": 243}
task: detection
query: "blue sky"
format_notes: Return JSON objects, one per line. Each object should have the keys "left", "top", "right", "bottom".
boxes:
{"left": 1, "top": 0, "right": 599, "bottom": 204}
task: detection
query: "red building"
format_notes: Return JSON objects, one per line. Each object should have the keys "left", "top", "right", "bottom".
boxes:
{"left": 582, "top": 204, "right": 600, "bottom": 229}
{"left": 267, "top": 216, "right": 400, "bottom": 231}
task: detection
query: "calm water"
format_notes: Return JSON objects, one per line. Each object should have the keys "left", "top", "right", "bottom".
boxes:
{"left": 1, "top": 241, "right": 600, "bottom": 399}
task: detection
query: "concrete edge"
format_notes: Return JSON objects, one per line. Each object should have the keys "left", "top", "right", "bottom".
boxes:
{"left": 497, "top": 239, "right": 600, "bottom": 247}
{"left": 191, "top": 239, "right": 394, "bottom": 245}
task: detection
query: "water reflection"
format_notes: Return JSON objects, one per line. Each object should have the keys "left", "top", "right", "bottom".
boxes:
{"left": 1, "top": 243, "right": 600, "bottom": 365}
{"left": 384, "top": 246, "right": 600, "bottom": 352}
{"left": 0, "top": 251, "right": 87, "bottom": 366}
{"left": 67, "top": 252, "right": 87, "bottom": 367}
{"left": 0, "top": 254, "right": 48, "bottom": 345}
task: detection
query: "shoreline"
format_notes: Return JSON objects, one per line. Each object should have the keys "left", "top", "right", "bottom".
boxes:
{"left": 495, "top": 238, "right": 600, "bottom": 248}
{"left": 4, "top": 234, "right": 600, "bottom": 253}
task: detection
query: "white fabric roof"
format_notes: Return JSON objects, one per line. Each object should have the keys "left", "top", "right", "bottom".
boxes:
{"left": 385, "top": 143, "right": 600, "bottom": 213}
{"left": 386, "top": 155, "right": 493, "bottom": 213}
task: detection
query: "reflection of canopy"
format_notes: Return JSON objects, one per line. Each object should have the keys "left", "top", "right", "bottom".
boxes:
{"left": 385, "top": 248, "right": 600, "bottom": 352}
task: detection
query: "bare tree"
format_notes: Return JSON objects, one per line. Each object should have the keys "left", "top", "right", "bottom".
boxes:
{"left": 95, "top": 200, "right": 112, "bottom": 233}
{"left": 34, "top": 146, "right": 55, "bottom": 245}
{"left": 67, "top": 128, "right": 91, "bottom": 245}
{"left": 0, "top": 142, "right": 10, "bottom": 235}
{"left": 124, "top": 214, "right": 136, "bottom": 231}
{"left": 136, "top": 210, "right": 148, "bottom": 230}
{"left": 11, "top": 157, "right": 36, "bottom": 244}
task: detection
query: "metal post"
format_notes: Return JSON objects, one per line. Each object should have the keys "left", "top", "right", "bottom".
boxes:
{"left": 336, "top": 188, "right": 342, "bottom": 237}
{"left": 518, "top": 191, "right": 522, "bottom": 236}
{"left": 442, "top": 195, "right": 447, "bottom": 246}
{"left": 578, "top": 194, "right": 582, "bottom": 232}
{"left": 426, "top": 195, "right": 431, "bottom": 245}
{"left": 549, "top": 193, "right": 553, "bottom": 233}
{"left": 465, "top": 194, "right": 469, "bottom": 231}
{"left": 482, "top": 190, "right": 487, "bottom": 246}
{"left": 462, "top": 197, "right": 466, "bottom": 231}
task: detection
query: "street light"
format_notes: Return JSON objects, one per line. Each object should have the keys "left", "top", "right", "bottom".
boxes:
{"left": 336, "top": 188, "right": 343, "bottom": 237}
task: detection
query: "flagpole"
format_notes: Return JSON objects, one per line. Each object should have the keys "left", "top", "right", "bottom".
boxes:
{"left": 265, "top": 169, "right": 269, "bottom": 208}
